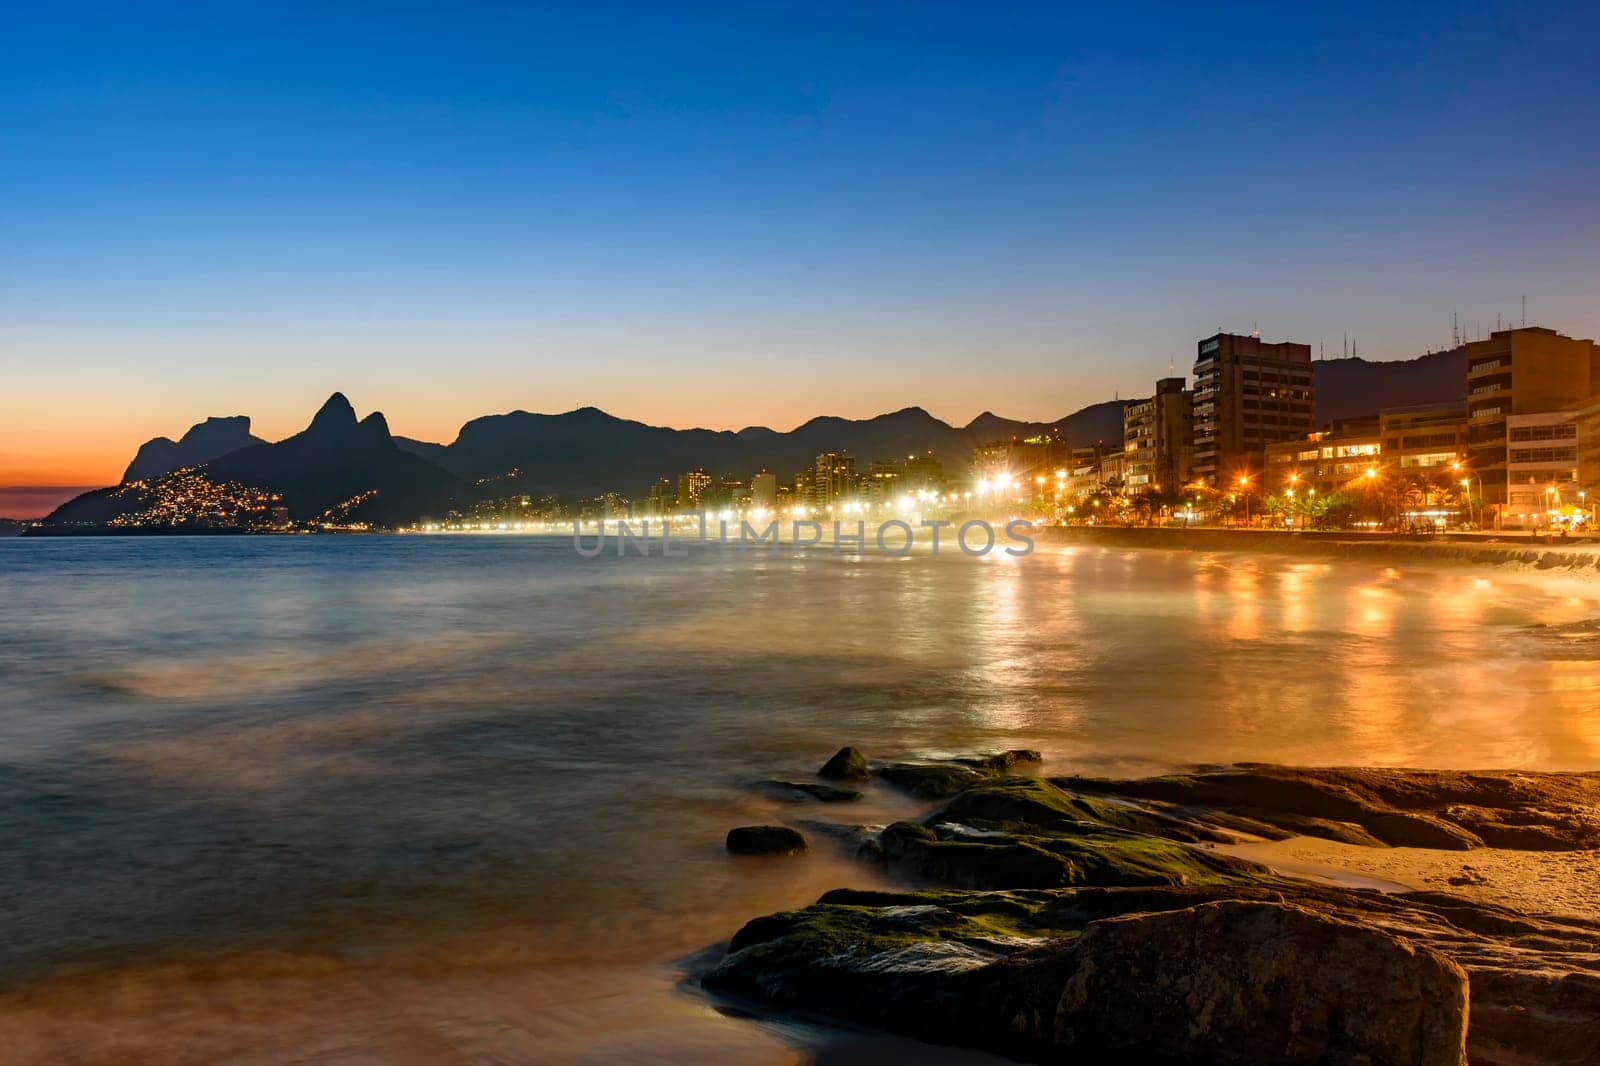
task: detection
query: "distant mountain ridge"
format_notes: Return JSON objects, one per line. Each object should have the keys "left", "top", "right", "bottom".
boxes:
{"left": 1313, "top": 348, "right": 1465, "bottom": 422}
{"left": 403, "top": 398, "right": 1127, "bottom": 499}
{"left": 122, "top": 415, "right": 264, "bottom": 482}
{"left": 44, "top": 394, "right": 1126, "bottom": 529}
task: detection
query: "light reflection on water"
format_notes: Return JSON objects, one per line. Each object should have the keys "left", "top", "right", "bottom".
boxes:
{"left": 1, "top": 536, "right": 1598, "bottom": 1061}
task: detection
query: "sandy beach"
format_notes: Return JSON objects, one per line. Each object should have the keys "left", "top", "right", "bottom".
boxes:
{"left": 1222, "top": 835, "right": 1600, "bottom": 921}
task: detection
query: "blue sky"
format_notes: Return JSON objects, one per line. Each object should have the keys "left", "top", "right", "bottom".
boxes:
{"left": 3, "top": 1, "right": 1598, "bottom": 502}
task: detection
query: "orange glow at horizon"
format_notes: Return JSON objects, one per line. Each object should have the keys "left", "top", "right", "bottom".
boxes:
{"left": 0, "top": 379, "right": 1094, "bottom": 517}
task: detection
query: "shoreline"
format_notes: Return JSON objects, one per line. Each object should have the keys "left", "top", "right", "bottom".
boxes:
{"left": 1038, "top": 524, "right": 1600, "bottom": 574}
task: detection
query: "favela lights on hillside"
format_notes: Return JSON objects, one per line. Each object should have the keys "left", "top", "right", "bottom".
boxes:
{"left": 4, "top": 3, "right": 1600, "bottom": 1065}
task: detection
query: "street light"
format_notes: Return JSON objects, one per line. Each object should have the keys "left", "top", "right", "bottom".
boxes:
{"left": 1451, "top": 461, "right": 1483, "bottom": 530}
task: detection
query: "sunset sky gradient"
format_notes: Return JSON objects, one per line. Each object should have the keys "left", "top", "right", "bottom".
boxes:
{"left": 4, "top": 2, "right": 1599, "bottom": 514}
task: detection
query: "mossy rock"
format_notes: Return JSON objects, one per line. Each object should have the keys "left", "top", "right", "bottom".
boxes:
{"left": 881, "top": 820, "right": 1079, "bottom": 889}
{"left": 817, "top": 746, "right": 871, "bottom": 782}
{"left": 877, "top": 762, "right": 987, "bottom": 799}
{"left": 727, "top": 825, "right": 808, "bottom": 856}
{"left": 956, "top": 749, "right": 1044, "bottom": 772}
{"left": 937, "top": 777, "right": 1234, "bottom": 844}
{"left": 758, "top": 779, "right": 863, "bottom": 803}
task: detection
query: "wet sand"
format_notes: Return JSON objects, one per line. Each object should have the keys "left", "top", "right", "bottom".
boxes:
{"left": 1223, "top": 836, "right": 1600, "bottom": 921}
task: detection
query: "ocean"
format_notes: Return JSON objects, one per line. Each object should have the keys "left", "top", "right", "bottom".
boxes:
{"left": 1, "top": 535, "right": 1596, "bottom": 1061}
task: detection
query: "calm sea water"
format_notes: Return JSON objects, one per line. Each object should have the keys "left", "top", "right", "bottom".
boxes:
{"left": 1, "top": 536, "right": 1597, "bottom": 1062}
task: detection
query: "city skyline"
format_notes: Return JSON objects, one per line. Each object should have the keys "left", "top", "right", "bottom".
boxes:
{"left": 6, "top": 3, "right": 1600, "bottom": 505}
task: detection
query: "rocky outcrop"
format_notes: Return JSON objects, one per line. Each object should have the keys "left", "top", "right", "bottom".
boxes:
{"left": 877, "top": 778, "right": 1269, "bottom": 890}
{"left": 757, "top": 780, "right": 862, "bottom": 803}
{"left": 813, "top": 746, "right": 1044, "bottom": 798}
{"left": 706, "top": 757, "right": 1600, "bottom": 1064}
{"left": 875, "top": 763, "right": 988, "bottom": 799}
{"left": 817, "top": 746, "right": 870, "bottom": 781}
{"left": 1063, "top": 765, "right": 1600, "bottom": 851}
{"left": 726, "top": 825, "right": 807, "bottom": 856}
{"left": 707, "top": 882, "right": 1598, "bottom": 1065}
{"left": 1053, "top": 900, "right": 1469, "bottom": 1064}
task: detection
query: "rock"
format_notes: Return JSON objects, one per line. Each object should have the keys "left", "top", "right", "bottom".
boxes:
{"left": 956, "top": 749, "right": 1043, "bottom": 772}
{"left": 817, "top": 746, "right": 870, "bottom": 782}
{"left": 706, "top": 760, "right": 1600, "bottom": 1065}
{"left": 936, "top": 776, "right": 1237, "bottom": 844}
{"left": 876, "top": 762, "right": 986, "bottom": 799}
{"left": 757, "top": 779, "right": 862, "bottom": 803}
{"left": 1053, "top": 900, "right": 1469, "bottom": 1065}
{"left": 707, "top": 881, "right": 1600, "bottom": 1065}
{"left": 1064, "top": 765, "right": 1600, "bottom": 852}
{"left": 892, "top": 778, "right": 1271, "bottom": 889}
{"left": 726, "top": 825, "right": 807, "bottom": 856}
{"left": 880, "top": 820, "right": 1077, "bottom": 889}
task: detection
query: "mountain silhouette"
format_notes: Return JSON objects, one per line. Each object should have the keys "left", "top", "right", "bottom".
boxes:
{"left": 200, "top": 393, "right": 466, "bottom": 523}
{"left": 44, "top": 394, "right": 467, "bottom": 528}
{"left": 122, "top": 415, "right": 264, "bottom": 483}
{"left": 1313, "top": 348, "right": 1465, "bottom": 422}
{"left": 42, "top": 393, "right": 1127, "bottom": 530}
{"left": 408, "top": 400, "right": 1127, "bottom": 499}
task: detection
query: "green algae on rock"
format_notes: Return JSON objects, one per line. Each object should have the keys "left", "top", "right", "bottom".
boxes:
{"left": 816, "top": 746, "right": 871, "bottom": 782}
{"left": 726, "top": 825, "right": 807, "bottom": 856}
{"left": 708, "top": 755, "right": 1600, "bottom": 1064}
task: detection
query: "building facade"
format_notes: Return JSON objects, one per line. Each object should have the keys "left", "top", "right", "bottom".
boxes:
{"left": 1263, "top": 417, "right": 1382, "bottom": 498}
{"left": 1465, "top": 326, "right": 1600, "bottom": 506}
{"left": 1122, "top": 376, "right": 1194, "bottom": 495}
{"left": 1379, "top": 404, "right": 1469, "bottom": 471}
{"left": 1192, "top": 332, "right": 1315, "bottom": 484}
{"left": 1501, "top": 402, "right": 1600, "bottom": 527}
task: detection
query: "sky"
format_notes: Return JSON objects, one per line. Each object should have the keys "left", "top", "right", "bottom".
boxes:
{"left": 4, "top": 2, "right": 1599, "bottom": 514}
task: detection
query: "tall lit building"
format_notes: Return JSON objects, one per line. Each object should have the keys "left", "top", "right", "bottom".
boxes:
{"left": 676, "top": 468, "right": 712, "bottom": 511}
{"left": 749, "top": 470, "right": 777, "bottom": 510}
{"left": 644, "top": 477, "right": 675, "bottom": 517}
{"left": 902, "top": 453, "right": 945, "bottom": 493}
{"left": 1464, "top": 327, "right": 1600, "bottom": 506}
{"left": 1123, "top": 377, "right": 1194, "bottom": 494}
{"left": 1191, "top": 332, "right": 1314, "bottom": 485}
{"left": 811, "top": 452, "right": 856, "bottom": 511}
{"left": 866, "top": 459, "right": 904, "bottom": 505}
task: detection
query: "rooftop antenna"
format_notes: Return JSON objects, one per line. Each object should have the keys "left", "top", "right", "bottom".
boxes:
{"left": 1452, "top": 311, "right": 1459, "bottom": 348}
{"left": 1343, "top": 331, "right": 1348, "bottom": 358}
{"left": 1497, "top": 312, "right": 1502, "bottom": 332}
{"left": 1251, "top": 321, "right": 1260, "bottom": 339}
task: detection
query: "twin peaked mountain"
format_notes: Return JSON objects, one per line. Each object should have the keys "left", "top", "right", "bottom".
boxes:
{"left": 44, "top": 393, "right": 1125, "bottom": 528}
